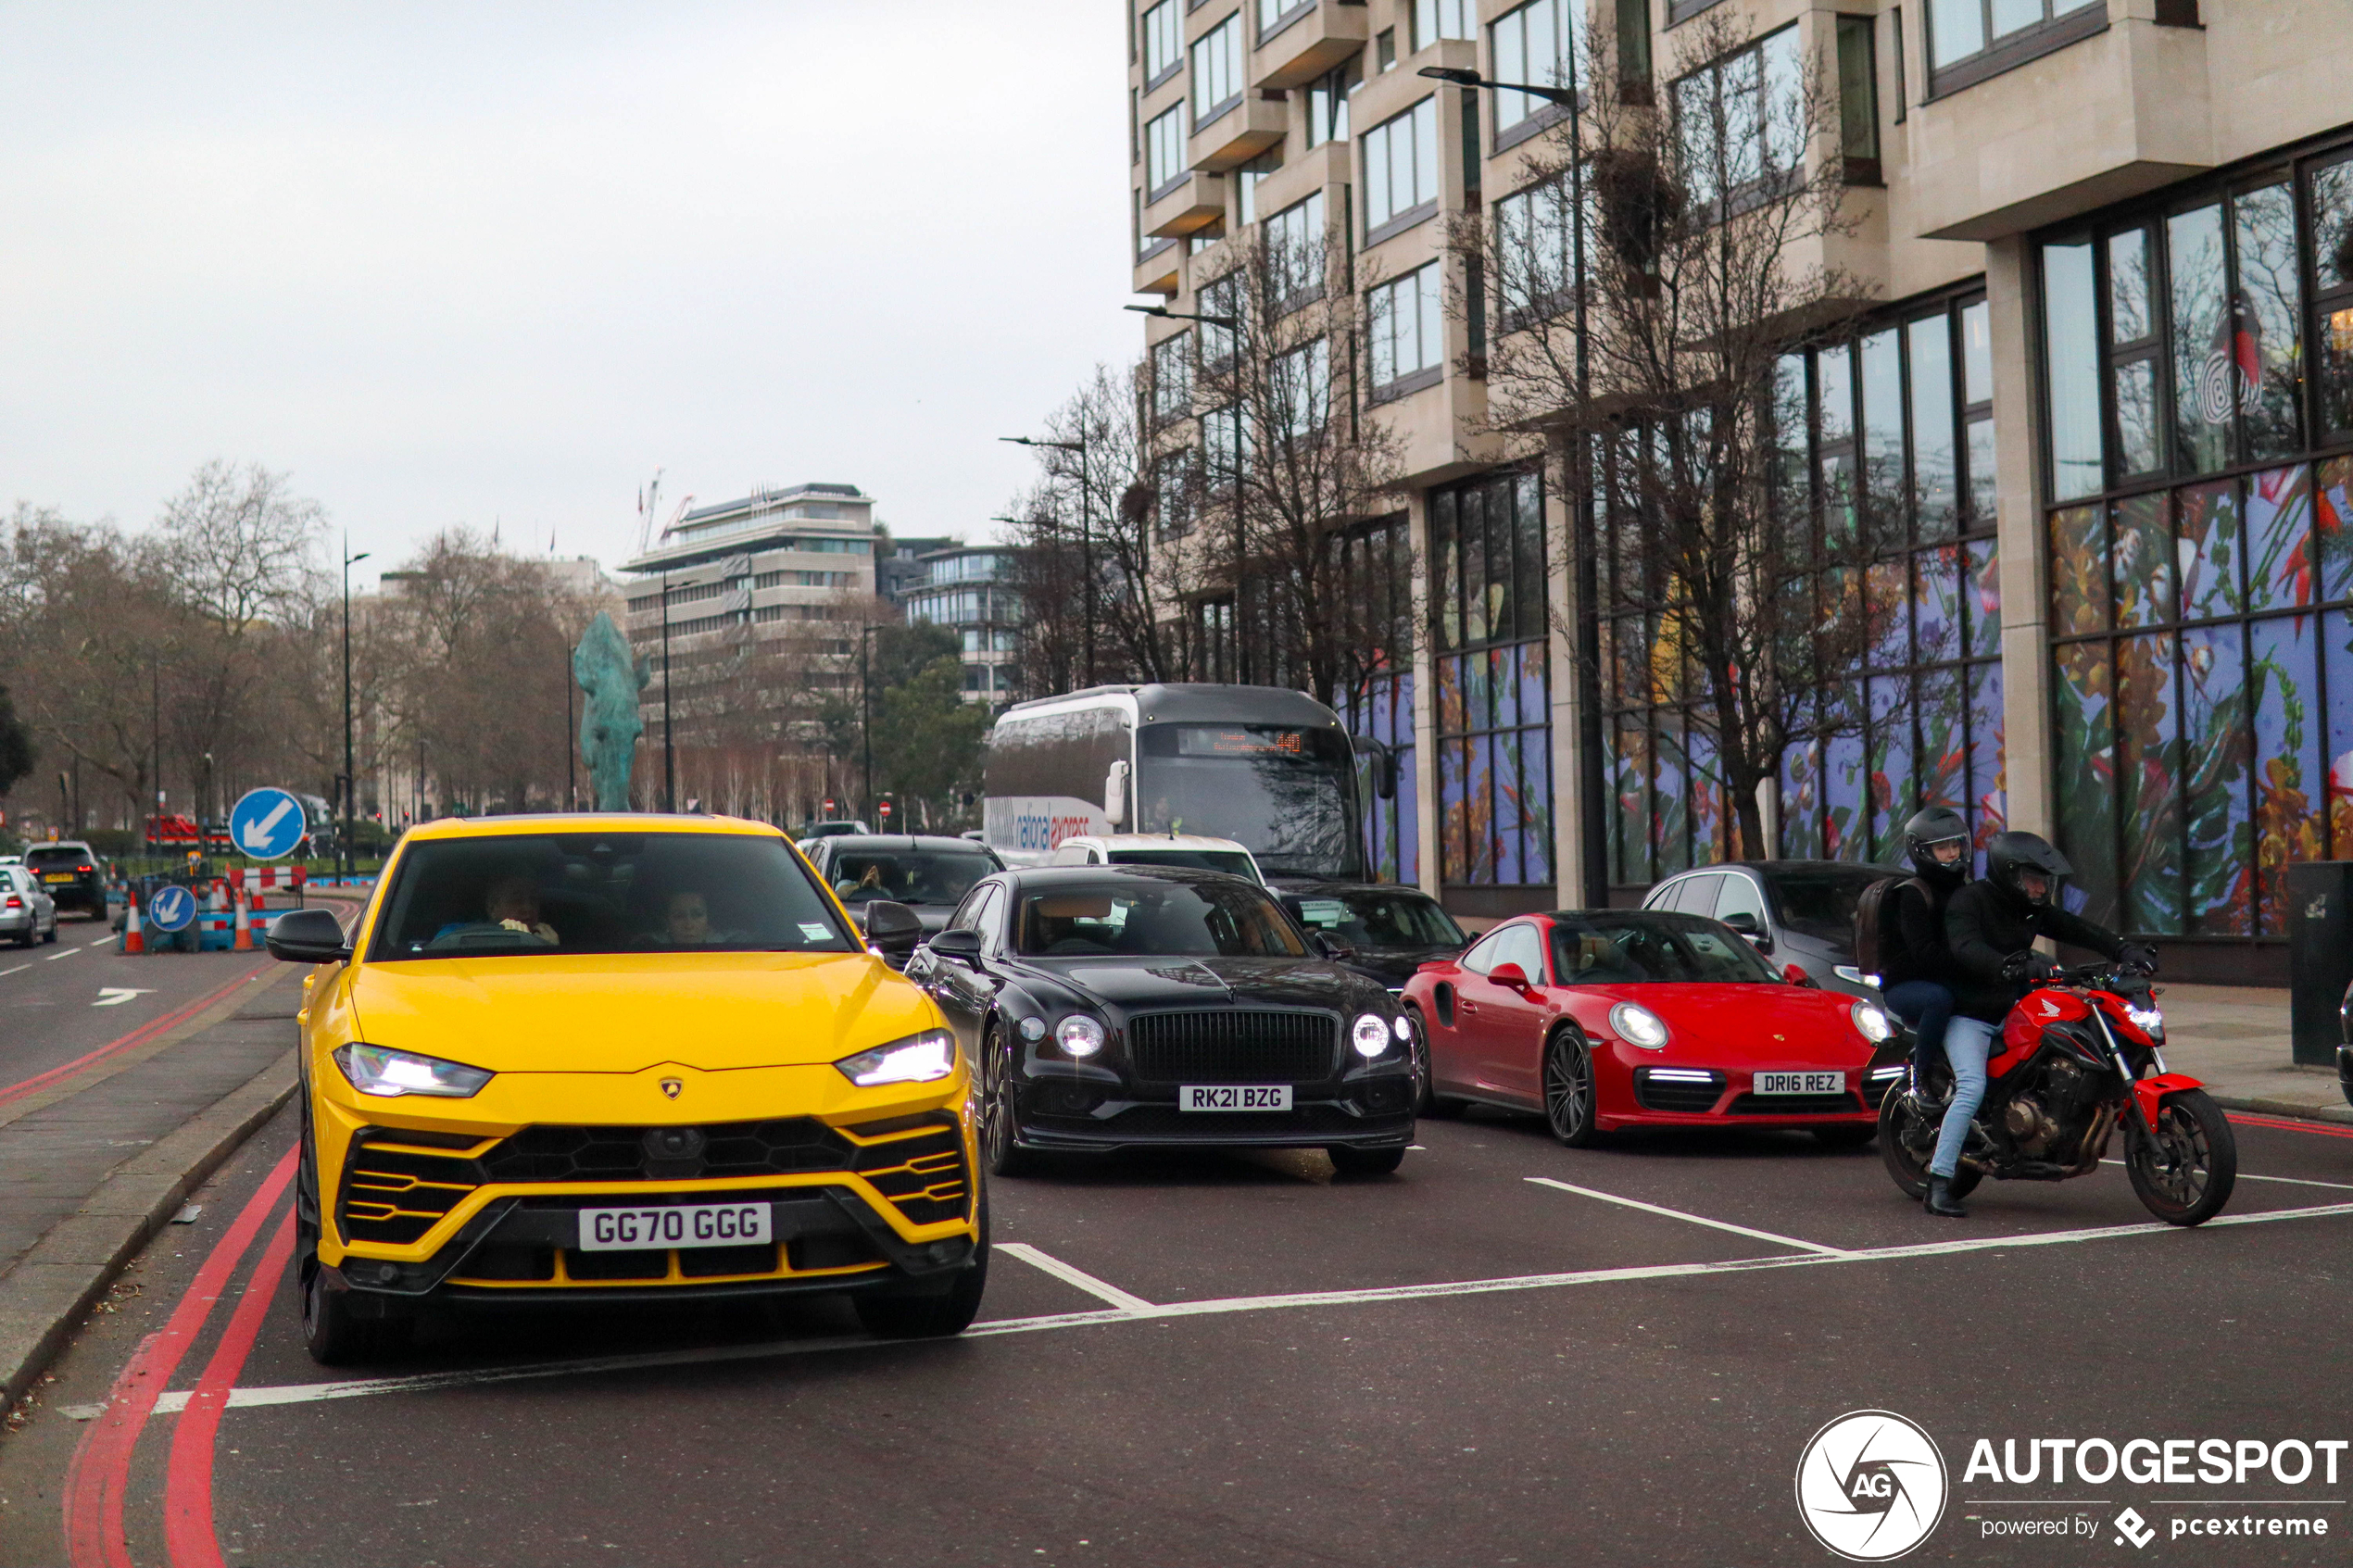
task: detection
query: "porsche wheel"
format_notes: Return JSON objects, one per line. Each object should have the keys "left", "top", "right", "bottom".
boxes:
{"left": 980, "top": 1026, "right": 1039, "bottom": 1178}
{"left": 1542, "top": 1027, "right": 1600, "bottom": 1148}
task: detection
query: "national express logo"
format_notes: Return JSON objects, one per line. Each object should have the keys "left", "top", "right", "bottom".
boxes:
{"left": 1795, "top": 1411, "right": 1950, "bottom": 1562}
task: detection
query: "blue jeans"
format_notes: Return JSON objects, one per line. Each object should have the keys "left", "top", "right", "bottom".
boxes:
{"left": 1931, "top": 1018, "right": 1996, "bottom": 1179}
{"left": 1882, "top": 981, "right": 1955, "bottom": 1085}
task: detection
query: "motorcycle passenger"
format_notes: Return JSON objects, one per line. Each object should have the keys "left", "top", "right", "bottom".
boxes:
{"left": 1878, "top": 807, "right": 1971, "bottom": 1104}
{"left": 1927, "top": 832, "right": 2153, "bottom": 1219}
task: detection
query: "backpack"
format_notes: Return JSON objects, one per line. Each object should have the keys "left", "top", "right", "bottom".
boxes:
{"left": 1852, "top": 875, "right": 1932, "bottom": 980}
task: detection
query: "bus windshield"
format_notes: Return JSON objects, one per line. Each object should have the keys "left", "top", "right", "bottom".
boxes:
{"left": 1134, "top": 724, "right": 1360, "bottom": 879}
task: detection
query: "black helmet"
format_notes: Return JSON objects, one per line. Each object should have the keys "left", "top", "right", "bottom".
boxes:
{"left": 1985, "top": 831, "right": 2072, "bottom": 908}
{"left": 1902, "top": 806, "right": 1971, "bottom": 885}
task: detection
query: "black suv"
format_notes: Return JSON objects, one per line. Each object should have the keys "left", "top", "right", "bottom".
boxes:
{"left": 22, "top": 841, "right": 105, "bottom": 918}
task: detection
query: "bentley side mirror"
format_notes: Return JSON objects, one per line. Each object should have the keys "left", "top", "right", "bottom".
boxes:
{"left": 1311, "top": 931, "right": 1355, "bottom": 961}
{"left": 1487, "top": 961, "right": 1530, "bottom": 990}
{"left": 266, "top": 906, "right": 351, "bottom": 964}
{"left": 860, "top": 900, "right": 925, "bottom": 958}
{"left": 925, "top": 927, "right": 985, "bottom": 964}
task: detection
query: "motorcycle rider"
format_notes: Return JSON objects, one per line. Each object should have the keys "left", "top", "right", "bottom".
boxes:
{"left": 1925, "top": 831, "right": 2155, "bottom": 1218}
{"left": 1878, "top": 807, "right": 1972, "bottom": 1103}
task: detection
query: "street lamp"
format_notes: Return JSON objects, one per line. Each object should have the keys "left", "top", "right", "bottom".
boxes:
{"left": 342, "top": 539, "right": 371, "bottom": 878}
{"left": 1420, "top": 63, "right": 1607, "bottom": 903}
{"left": 661, "top": 570, "right": 675, "bottom": 813}
{"left": 1001, "top": 433, "right": 1093, "bottom": 685}
{"left": 1123, "top": 303, "right": 1240, "bottom": 329}
{"left": 858, "top": 621, "right": 885, "bottom": 821}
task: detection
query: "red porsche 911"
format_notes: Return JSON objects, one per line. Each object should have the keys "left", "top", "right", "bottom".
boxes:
{"left": 1402, "top": 909, "right": 1905, "bottom": 1148}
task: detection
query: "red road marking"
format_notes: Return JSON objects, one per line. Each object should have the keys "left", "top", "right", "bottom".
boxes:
{"left": 164, "top": 1209, "right": 296, "bottom": 1568}
{"left": 0, "top": 961, "right": 273, "bottom": 1109}
{"left": 60, "top": 1145, "right": 298, "bottom": 1568}
{"left": 2226, "top": 1110, "right": 2353, "bottom": 1140}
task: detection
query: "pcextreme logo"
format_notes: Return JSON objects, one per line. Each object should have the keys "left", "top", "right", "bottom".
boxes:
{"left": 1795, "top": 1410, "right": 1950, "bottom": 1562}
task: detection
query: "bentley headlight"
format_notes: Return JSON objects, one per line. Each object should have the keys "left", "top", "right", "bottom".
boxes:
{"left": 1609, "top": 1002, "right": 1669, "bottom": 1050}
{"left": 1352, "top": 1013, "right": 1392, "bottom": 1058}
{"left": 834, "top": 1029, "right": 956, "bottom": 1086}
{"left": 333, "top": 1043, "right": 494, "bottom": 1099}
{"left": 1054, "top": 1015, "right": 1106, "bottom": 1058}
{"left": 1851, "top": 1002, "right": 1897, "bottom": 1043}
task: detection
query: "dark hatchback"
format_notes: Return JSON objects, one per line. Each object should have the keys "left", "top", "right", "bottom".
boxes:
{"left": 801, "top": 834, "right": 1005, "bottom": 957}
{"left": 906, "top": 866, "right": 1417, "bottom": 1176}
{"left": 23, "top": 842, "right": 105, "bottom": 917}
{"left": 1276, "top": 883, "right": 1468, "bottom": 991}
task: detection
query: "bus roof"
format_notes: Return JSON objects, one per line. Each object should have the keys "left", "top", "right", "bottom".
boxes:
{"left": 995, "top": 683, "right": 1343, "bottom": 730}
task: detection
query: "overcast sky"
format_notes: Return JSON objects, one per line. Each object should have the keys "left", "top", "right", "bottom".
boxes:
{"left": 0, "top": 2, "right": 1134, "bottom": 580}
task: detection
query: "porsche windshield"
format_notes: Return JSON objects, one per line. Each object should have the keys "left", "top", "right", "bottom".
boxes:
{"left": 1548, "top": 913, "right": 1780, "bottom": 985}
{"left": 371, "top": 832, "right": 855, "bottom": 959}
{"left": 1014, "top": 881, "right": 1307, "bottom": 959}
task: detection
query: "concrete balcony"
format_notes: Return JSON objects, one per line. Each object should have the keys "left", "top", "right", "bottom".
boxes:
{"left": 1252, "top": 0, "right": 1369, "bottom": 91}
{"left": 1189, "top": 91, "right": 1286, "bottom": 173}
{"left": 1145, "top": 170, "right": 1229, "bottom": 237}
{"left": 1246, "top": 141, "right": 1350, "bottom": 223}
{"left": 1135, "top": 234, "right": 1183, "bottom": 296}
{"left": 1909, "top": 15, "right": 2211, "bottom": 242}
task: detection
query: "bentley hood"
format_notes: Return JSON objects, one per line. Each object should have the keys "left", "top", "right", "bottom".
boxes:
{"left": 344, "top": 952, "right": 940, "bottom": 1073}
{"left": 1011, "top": 955, "right": 1388, "bottom": 1014}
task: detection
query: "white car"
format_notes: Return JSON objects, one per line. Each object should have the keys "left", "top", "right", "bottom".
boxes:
{"left": 1043, "top": 834, "right": 1265, "bottom": 884}
{"left": 0, "top": 865, "right": 59, "bottom": 947}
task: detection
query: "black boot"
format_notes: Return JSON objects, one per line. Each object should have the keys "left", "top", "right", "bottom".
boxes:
{"left": 1924, "top": 1175, "right": 1969, "bottom": 1219}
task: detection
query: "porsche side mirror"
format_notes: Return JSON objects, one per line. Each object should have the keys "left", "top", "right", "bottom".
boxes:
{"left": 266, "top": 906, "right": 350, "bottom": 964}
{"left": 860, "top": 900, "right": 925, "bottom": 957}
{"left": 1488, "top": 961, "right": 1530, "bottom": 990}
{"left": 1782, "top": 962, "right": 1818, "bottom": 988}
{"left": 925, "top": 927, "right": 984, "bottom": 964}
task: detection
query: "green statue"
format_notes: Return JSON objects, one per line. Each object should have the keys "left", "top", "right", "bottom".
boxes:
{"left": 573, "top": 611, "right": 649, "bottom": 810}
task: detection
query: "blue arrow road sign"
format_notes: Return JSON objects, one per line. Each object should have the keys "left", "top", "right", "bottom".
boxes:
{"left": 146, "top": 884, "right": 196, "bottom": 934}
{"left": 228, "top": 787, "right": 307, "bottom": 861}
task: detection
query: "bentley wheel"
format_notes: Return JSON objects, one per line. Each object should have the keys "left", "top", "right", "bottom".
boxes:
{"left": 980, "top": 1027, "right": 1039, "bottom": 1178}
{"left": 1407, "top": 1010, "right": 1464, "bottom": 1119}
{"left": 1541, "top": 1028, "right": 1599, "bottom": 1148}
{"left": 2125, "top": 1088, "right": 2236, "bottom": 1226}
{"left": 1327, "top": 1144, "right": 1406, "bottom": 1177}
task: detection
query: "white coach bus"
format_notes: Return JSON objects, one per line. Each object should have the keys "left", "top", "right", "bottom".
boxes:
{"left": 980, "top": 683, "right": 1393, "bottom": 883}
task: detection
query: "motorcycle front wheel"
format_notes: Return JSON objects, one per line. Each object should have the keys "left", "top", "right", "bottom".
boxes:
{"left": 1877, "top": 1088, "right": 1979, "bottom": 1201}
{"left": 2124, "top": 1088, "right": 2237, "bottom": 1226}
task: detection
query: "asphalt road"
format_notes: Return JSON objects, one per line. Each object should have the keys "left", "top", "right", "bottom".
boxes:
{"left": 4, "top": 1103, "right": 2351, "bottom": 1567}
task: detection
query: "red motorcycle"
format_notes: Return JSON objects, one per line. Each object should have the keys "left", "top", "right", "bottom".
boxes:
{"left": 1879, "top": 963, "right": 2237, "bottom": 1225}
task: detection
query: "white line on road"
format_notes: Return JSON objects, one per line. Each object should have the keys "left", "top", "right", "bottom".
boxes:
{"left": 998, "top": 1242, "right": 1156, "bottom": 1311}
{"left": 84, "top": 939, "right": 113, "bottom": 950}
{"left": 1523, "top": 1175, "right": 1854, "bottom": 1256}
{"left": 43, "top": 947, "right": 78, "bottom": 961}
{"left": 147, "top": 1197, "right": 2353, "bottom": 1416}
{"left": 2099, "top": 1158, "right": 2353, "bottom": 1192}
{"left": 0, "top": 965, "right": 26, "bottom": 979}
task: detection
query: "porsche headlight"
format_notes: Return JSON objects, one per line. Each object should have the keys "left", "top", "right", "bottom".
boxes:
{"left": 1054, "top": 1015, "right": 1106, "bottom": 1058}
{"left": 1352, "top": 1013, "right": 1392, "bottom": 1058}
{"left": 834, "top": 1028, "right": 957, "bottom": 1086}
{"left": 1609, "top": 1002, "right": 1669, "bottom": 1050}
{"left": 332, "top": 1043, "right": 493, "bottom": 1099}
{"left": 1851, "top": 1002, "right": 1897, "bottom": 1043}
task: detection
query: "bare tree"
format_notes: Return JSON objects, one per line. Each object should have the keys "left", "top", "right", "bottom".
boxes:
{"left": 1454, "top": 12, "right": 1884, "bottom": 857}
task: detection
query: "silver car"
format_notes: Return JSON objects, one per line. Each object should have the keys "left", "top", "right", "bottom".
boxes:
{"left": 1640, "top": 860, "right": 1892, "bottom": 1001}
{"left": 0, "top": 865, "right": 59, "bottom": 947}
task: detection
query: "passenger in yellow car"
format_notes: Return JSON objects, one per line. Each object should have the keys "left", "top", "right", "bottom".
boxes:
{"left": 656, "top": 888, "right": 723, "bottom": 946}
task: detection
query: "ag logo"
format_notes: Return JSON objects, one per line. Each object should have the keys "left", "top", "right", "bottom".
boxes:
{"left": 1794, "top": 1410, "right": 1947, "bottom": 1562}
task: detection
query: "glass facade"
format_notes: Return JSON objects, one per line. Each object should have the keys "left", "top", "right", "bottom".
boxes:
{"left": 1336, "top": 517, "right": 1419, "bottom": 885}
{"left": 2040, "top": 132, "right": 2353, "bottom": 942}
{"left": 1430, "top": 471, "right": 1552, "bottom": 888}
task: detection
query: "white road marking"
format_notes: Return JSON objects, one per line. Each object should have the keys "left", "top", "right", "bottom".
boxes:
{"left": 1523, "top": 1175, "right": 1854, "bottom": 1256}
{"left": 44, "top": 946, "right": 78, "bottom": 961}
{"left": 998, "top": 1242, "right": 1156, "bottom": 1311}
{"left": 84, "top": 939, "right": 113, "bottom": 950}
{"left": 2099, "top": 1158, "right": 2353, "bottom": 1193}
{"left": 93, "top": 988, "right": 154, "bottom": 1008}
{"left": 0, "top": 965, "right": 27, "bottom": 979}
{"left": 146, "top": 1197, "right": 2353, "bottom": 1415}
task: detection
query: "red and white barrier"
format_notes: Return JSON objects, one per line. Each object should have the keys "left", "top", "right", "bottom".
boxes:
{"left": 223, "top": 865, "right": 308, "bottom": 892}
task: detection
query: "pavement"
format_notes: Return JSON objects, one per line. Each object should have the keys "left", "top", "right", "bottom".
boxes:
{"left": 2154, "top": 983, "right": 2351, "bottom": 1124}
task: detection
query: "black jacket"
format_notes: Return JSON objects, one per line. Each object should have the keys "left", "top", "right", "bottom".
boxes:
{"left": 1944, "top": 880, "right": 2124, "bottom": 1023}
{"left": 1881, "top": 874, "right": 1965, "bottom": 989}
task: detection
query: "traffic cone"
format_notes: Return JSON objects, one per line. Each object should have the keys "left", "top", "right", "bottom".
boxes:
{"left": 232, "top": 884, "right": 253, "bottom": 951}
{"left": 123, "top": 895, "right": 145, "bottom": 956}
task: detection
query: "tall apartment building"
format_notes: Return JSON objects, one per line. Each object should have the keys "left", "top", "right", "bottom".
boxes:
{"left": 1127, "top": 0, "right": 2353, "bottom": 980}
{"left": 902, "top": 544, "right": 1026, "bottom": 704}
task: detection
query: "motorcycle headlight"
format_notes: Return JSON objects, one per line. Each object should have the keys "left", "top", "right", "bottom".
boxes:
{"left": 1054, "top": 1015, "right": 1106, "bottom": 1058}
{"left": 1608, "top": 1002, "right": 1669, "bottom": 1050}
{"left": 333, "top": 1043, "right": 493, "bottom": 1099}
{"left": 2126, "top": 1005, "right": 2165, "bottom": 1040}
{"left": 1352, "top": 1013, "right": 1392, "bottom": 1058}
{"left": 1851, "top": 1002, "right": 1896, "bottom": 1043}
{"left": 834, "top": 1028, "right": 956, "bottom": 1086}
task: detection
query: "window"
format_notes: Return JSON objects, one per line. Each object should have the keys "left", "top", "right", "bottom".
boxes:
{"left": 1362, "top": 96, "right": 1439, "bottom": 237}
{"left": 1493, "top": 176, "right": 1582, "bottom": 324}
{"left": 1143, "top": 1, "right": 1182, "bottom": 83}
{"left": 1264, "top": 191, "right": 1326, "bottom": 307}
{"left": 1377, "top": 28, "right": 1397, "bottom": 70}
{"left": 1145, "top": 103, "right": 1188, "bottom": 197}
{"left": 1368, "top": 263, "right": 1444, "bottom": 390}
{"left": 1191, "top": 13, "right": 1243, "bottom": 124}
{"left": 1672, "top": 25, "right": 1801, "bottom": 212}
{"left": 1204, "top": 403, "right": 1250, "bottom": 488}
{"left": 1429, "top": 471, "right": 1552, "bottom": 886}
{"left": 1414, "top": 0, "right": 1474, "bottom": 48}
{"left": 1151, "top": 332, "right": 1194, "bottom": 421}
{"left": 1617, "top": 0, "right": 1653, "bottom": 87}
{"left": 1835, "top": 15, "right": 1880, "bottom": 184}
{"left": 1201, "top": 272, "right": 1240, "bottom": 366}
{"left": 1274, "top": 338, "right": 1330, "bottom": 436}
{"left": 1256, "top": 0, "right": 1300, "bottom": 35}
{"left": 1234, "top": 146, "right": 1282, "bottom": 224}
{"left": 1925, "top": 0, "right": 2102, "bottom": 85}
{"left": 1491, "top": 0, "right": 1579, "bottom": 138}
{"left": 1307, "top": 62, "right": 1356, "bottom": 148}
{"left": 1154, "top": 447, "right": 1199, "bottom": 536}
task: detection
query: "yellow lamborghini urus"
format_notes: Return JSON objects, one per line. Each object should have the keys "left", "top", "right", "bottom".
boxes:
{"left": 267, "top": 814, "right": 985, "bottom": 1364}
